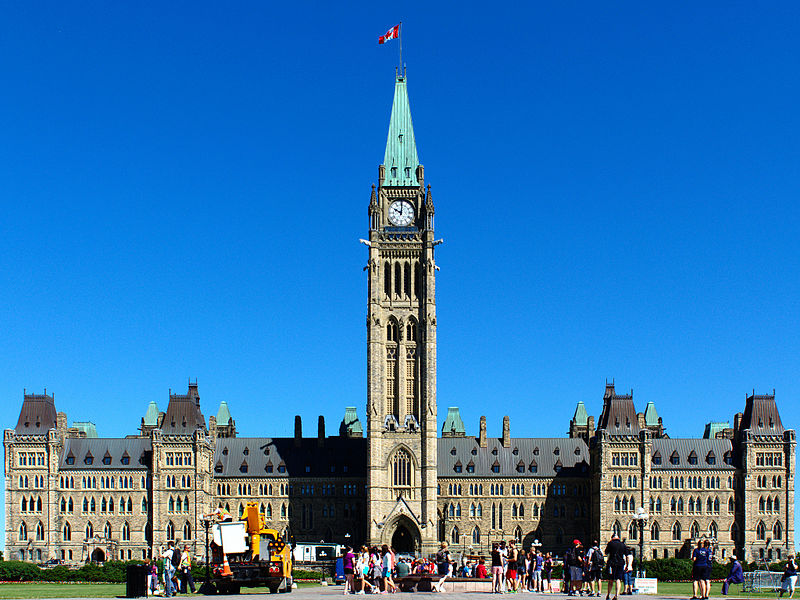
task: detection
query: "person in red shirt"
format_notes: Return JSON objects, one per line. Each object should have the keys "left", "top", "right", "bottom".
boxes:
{"left": 476, "top": 559, "right": 488, "bottom": 579}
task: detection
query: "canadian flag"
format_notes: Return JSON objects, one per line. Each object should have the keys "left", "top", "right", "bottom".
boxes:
{"left": 379, "top": 24, "right": 400, "bottom": 44}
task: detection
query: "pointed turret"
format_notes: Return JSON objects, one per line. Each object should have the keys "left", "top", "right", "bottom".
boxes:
{"left": 441, "top": 407, "right": 466, "bottom": 437}
{"left": 382, "top": 74, "right": 419, "bottom": 186}
{"left": 215, "top": 401, "right": 237, "bottom": 438}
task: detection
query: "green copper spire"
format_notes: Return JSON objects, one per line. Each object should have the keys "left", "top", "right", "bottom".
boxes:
{"left": 572, "top": 401, "right": 589, "bottom": 427}
{"left": 442, "top": 407, "right": 466, "bottom": 437}
{"left": 382, "top": 74, "right": 419, "bottom": 186}
{"left": 216, "top": 401, "right": 232, "bottom": 426}
{"left": 143, "top": 401, "right": 159, "bottom": 427}
{"left": 643, "top": 401, "right": 660, "bottom": 427}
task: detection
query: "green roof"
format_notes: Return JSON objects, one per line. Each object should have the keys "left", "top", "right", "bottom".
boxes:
{"left": 216, "top": 401, "right": 232, "bottom": 426}
{"left": 644, "top": 401, "right": 660, "bottom": 427}
{"left": 572, "top": 402, "right": 589, "bottom": 426}
{"left": 442, "top": 407, "right": 466, "bottom": 436}
{"left": 382, "top": 74, "right": 419, "bottom": 187}
{"left": 703, "top": 421, "right": 730, "bottom": 439}
{"left": 72, "top": 421, "right": 98, "bottom": 438}
{"left": 143, "top": 401, "right": 159, "bottom": 427}
{"left": 342, "top": 407, "right": 363, "bottom": 436}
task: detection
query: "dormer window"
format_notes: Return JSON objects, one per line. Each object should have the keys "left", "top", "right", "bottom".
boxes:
{"left": 554, "top": 460, "right": 563, "bottom": 473}
{"left": 706, "top": 452, "right": 716, "bottom": 465}
{"left": 512, "top": 447, "right": 519, "bottom": 456}
{"left": 214, "top": 462, "right": 223, "bottom": 473}
{"left": 66, "top": 456, "right": 75, "bottom": 466}
{"left": 724, "top": 451, "right": 733, "bottom": 465}
{"left": 688, "top": 451, "right": 698, "bottom": 466}
{"left": 265, "top": 462, "right": 274, "bottom": 473}
{"left": 121, "top": 456, "right": 129, "bottom": 465}
{"left": 391, "top": 167, "right": 398, "bottom": 178}
{"left": 471, "top": 448, "right": 478, "bottom": 455}
{"left": 454, "top": 461, "right": 462, "bottom": 473}
{"left": 102, "top": 456, "right": 111, "bottom": 465}
{"left": 222, "top": 447, "right": 228, "bottom": 456}
{"left": 670, "top": 451, "right": 679, "bottom": 465}
{"left": 405, "top": 167, "right": 411, "bottom": 178}
{"left": 466, "top": 461, "right": 475, "bottom": 473}
{"left": 529, "top": 461, "right": 538, "bottom": 474}
{"left": 278, "top": 463, "right": 286, "bottom": 474}
{"left": 491, "top": 460, "right": 500, "bottom": 473}
{"left": 492, "top": 447, "right": 498, "bottom": 456}
{"left": 533, "top": 447, "right": 539, "bottom": 455}
{"left": 240, "top": 461, "right": 248, "bottom": 473}
{"left": 243, "top": 447, "right": 249, "bottom": 455}
{"left": 450, "top": 447, "right": 457, "bottom": 456}
{"left": 84, "top": 454, "right": 93, "bottom": 465}
{"left": 516, "top": 461, "right": 525, "bottom": 473}
{"left": 554, "top": 447, "right": 560, "bottom": 456}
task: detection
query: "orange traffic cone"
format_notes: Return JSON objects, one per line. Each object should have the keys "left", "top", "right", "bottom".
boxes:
{"left": 221, "top": 554, "right": 233, "bottom": 577}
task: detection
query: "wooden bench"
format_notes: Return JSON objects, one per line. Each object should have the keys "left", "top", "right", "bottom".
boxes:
{"left": 396, "top": 575, "right": 493, "bottom": 592}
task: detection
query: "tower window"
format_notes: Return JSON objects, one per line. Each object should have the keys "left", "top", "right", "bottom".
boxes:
{"left": 391, "top": 167, "right": 397, "bottom": 178}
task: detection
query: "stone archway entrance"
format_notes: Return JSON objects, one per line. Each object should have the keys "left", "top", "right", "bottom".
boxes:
{"left": 91, "top": 548, "right": 106, "bottom": 563}
{"left": 386, "top": 516, "right": 421, "bottom": 555}
{"left": 391, "top": 524, "right": 415, "bottom": 553}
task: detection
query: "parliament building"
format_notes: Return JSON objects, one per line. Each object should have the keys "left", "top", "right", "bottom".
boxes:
{"left": 4, "top": 72, "right": 795, "bottom": 565}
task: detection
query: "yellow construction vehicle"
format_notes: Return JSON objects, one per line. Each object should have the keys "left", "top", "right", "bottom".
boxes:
{"left": 207, "top": 502, "right": 293, "bottom": 594}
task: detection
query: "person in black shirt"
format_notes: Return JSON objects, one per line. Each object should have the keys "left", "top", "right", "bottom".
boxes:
{"left": 604, "top": 534, "right": 627, "bottom": 600}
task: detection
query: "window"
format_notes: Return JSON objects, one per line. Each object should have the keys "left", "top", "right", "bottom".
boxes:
{"left": 472, "top": 527, "right": 480, "bottom": 544}
{"left": 86, "top": 522, "right": 94, "bottom": 539}
{"left": 63, "top": 521, "right": 71, "bottom": 541}
{"left": 672, "top": 522, "right": 681, "bottom": 541}
{"left": 19, "top": 522, "right": 27, "bottom": 541}
{"left": 122, "top": 522, "right": 130, "bottom": 541}
{"left": 774, "top": 521, "right": 783, "bottom": 540}
{"left": 756, "top": 521, "right": 766, "bottom": 541}
{"left": 166, "top": 521, "right": 175, "bottom": 541}
{"left": 392, "top": 449, "right": 412, "bottom": 491}
{"left": 651, "top": 521, "right": 660, "bottom": 541}
{"left": 670, "top": 452, "right": 679, "bottom": 465}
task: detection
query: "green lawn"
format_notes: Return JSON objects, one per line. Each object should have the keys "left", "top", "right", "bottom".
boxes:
{"left": 0, "top": 583, "right": 124, "bottom": 599}
{"left": 647, "top": 581, "right": 779, "bottom": 598}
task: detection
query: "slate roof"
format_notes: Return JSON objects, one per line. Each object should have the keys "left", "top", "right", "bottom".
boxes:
{"left": 59, "top": 438, "right": 151, "bottom": 470}
{"left": 161, "top": 384, "right": 207, "bottom": 434}
{"left": 437, "top": 437, "right": 590, "bottom": 478}
{"left": 740, "top": 393, "right": 785, "bottom": 436}
{"left": 382, "top": 74, "right": 420, "bottom": 186}
{"left": 650, "top": 438, "right": 735, "bottom": 470}
{"left": 212, "top": 437, "right": 367, "bottom": 478}
{"left": 597, "top": 384, "right": 640, "bottom": 436}
{"left": 15, "top": 393, "right": 58, "bottom": 434}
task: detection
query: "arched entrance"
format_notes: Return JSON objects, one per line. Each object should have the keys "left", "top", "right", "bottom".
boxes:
{"left": 91, "top": 548, "right": 106, "bottom": 563}
{"left": 391, "top": 524, "right": 414, "bottom": 553}
{"left": 386, "top": 516, "right": 421, "bottom": 555}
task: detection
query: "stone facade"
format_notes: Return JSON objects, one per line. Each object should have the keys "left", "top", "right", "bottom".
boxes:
{"left": 4, "top": 73, "right": 795, "bottom": 565}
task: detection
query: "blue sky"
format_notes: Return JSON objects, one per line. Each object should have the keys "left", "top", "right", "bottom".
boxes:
{"left": 1, "top": 2, "right": 798, "bottom": 550}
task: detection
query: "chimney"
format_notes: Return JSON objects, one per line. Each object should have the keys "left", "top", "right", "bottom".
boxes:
{"left": 479, "top": 416, "right": 487, "bottom": 448}
{"left": 588, "top": 415, "right": 596, "bottom": 439}
{"left": 294, "top": 415, "right": 302, "bottom": 447}
{"left": 318, "top": 416, "right": 325, "bottom": 447}
{"left": 502, "top": 416, "right": 511, "bottom": 448}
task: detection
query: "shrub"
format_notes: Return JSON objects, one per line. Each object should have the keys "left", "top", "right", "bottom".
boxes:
{"left": 0, "top": 561, "right": 43, "bottom": 582}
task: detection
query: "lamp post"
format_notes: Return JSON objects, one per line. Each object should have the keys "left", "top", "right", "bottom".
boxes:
{"left": 198, "top": 518, "right": 215, "bottom": 595}
{"left": 633, "top": 507, "right": 649, "bottom": 578}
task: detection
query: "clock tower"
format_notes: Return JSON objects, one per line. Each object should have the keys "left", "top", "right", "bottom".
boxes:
{"left": 365, "top": 72, "right": 439, "bottom": 554}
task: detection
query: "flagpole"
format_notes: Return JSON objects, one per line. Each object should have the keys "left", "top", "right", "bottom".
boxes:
{"left": 399, "top": 21, "right": 403, "bottom": 75}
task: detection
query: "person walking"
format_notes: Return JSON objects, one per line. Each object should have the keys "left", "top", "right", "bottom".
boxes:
{"left": 381, "top": 545, "right": 396, "bottom": 594}
{"left": 701, "top": 541, "right": 714, "bottom": 598}
{"left": 436, "top": 542, "right": 451, "bottom": 578}
{"left": 507, "top": 541, "right": 519, "bottom": 593}
{"left": 532, "top": 550, "right": 544, "bottom": 592}
{"left": 160, "top": 542, "right": 177, "bottom": 598}
{"left": 343, "top": 545, "right": 356, "bottom": 595}
{"left": 491, "top": 543, "right": 504, "bottom": 593}
{"left": 721, "top": 555, "right": 743, "bottom": 596}
{"left": 566, "top": 540, "right": 584, "bottom": 596}
{"left": 780, "top": 557, "right": 798, "bottom": 599}
{"left": 542, "top": 553, "right": 553, "bottom": 594}
{"left": 585, "top": 541, "right": 604, "bottom": 597}
{"left": 179, "top": 545, "right": 195, "bottom": 594}
{"left": 691, "top": 540, "right": 709, "bottom": 599}
{"left": 604, "top": 534, "right": 626, "bottom": 600}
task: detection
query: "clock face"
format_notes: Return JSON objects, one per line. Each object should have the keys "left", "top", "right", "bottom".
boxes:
{"left": 388, "top": 200, "right": 415, "bottom": 226}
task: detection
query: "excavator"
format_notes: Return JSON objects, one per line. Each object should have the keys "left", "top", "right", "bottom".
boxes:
{"left": 205, "top": 502, "right": 293, "bottom": 594}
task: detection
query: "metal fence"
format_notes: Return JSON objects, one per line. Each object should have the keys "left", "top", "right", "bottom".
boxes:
{"left": 743, "top": 570, "right": 782, "bottom": 593}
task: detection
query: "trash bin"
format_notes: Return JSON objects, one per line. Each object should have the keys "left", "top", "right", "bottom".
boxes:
{"left": 126, "top": 564, "right": 149, "bottom": 598}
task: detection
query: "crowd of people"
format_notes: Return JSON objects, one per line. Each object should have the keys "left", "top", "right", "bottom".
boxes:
{"left": 143, "top": 540, "right": 196, "bottom": 598}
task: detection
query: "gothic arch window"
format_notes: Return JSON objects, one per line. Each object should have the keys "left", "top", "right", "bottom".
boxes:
{"left": 492, "top": 503, "right": 496, "bottom": 530}
{"left": 756, "top": 521, "right": 766, "bottom": 541}
{"left": 384, "top": 262, "right": 392, "bottom": 297}
{"left": 414, "top": 263, "right": 421, "bottom": 298}
{"left": 122, "top": 522, "right": 130, "bottom": 541}
{"left": 672, "top": 521, "right": 682, "bottom": 541}
{"left": 103, "top": 521, "right": 112, "bottom": 539}
{"left": 451, "top": 526, "right": 459, "bottom": 544}
{"left": 773, "top": 521, "right": 783, "bottom": 540}
{"left": 37, "top": 497, "right": 42, "bottom": 512}
{"left": 36, "top": 521, "right": 45, "bottom": 541}
{"left": 472, "top": 526, "right": 480, "bottom": 544}
{"left": 19, "top": 522, "right": 27, "bottom": 541}
{"left": 477, "top": 503, "right": 483, "bottom": 517}
{"left": 394, "top": 262, "right": 402, "bottom": 297}
{"left": 615, "top": 496, "right": 621, "bottom": 512}
{"left": 86, "top": 522, "right": 94, "bottom": 539}
{"left": 677, "top": 498, "right": 684, "bottom": 513}
{"left": 650, "top": 521, "right": 660, "bottom": 541}
{"left": 612, "top": 521, "right": 622, "bottom": 538}
{"left": 628, "top": 521, "right": 637, "bottom": 540}
{"left": 556, "top": 527, "right": 564, "bottom": 546}
{"left": 404, "top": 262, "right": 412, "bottom": 297}
{"left": 391, "top": 449, "right": 413, "bottom": 495}
{"left": 63, "top": 521, "right": 72, "bottom": 541}
{"left": 759, "top": 497, "right": 765, "bottom": 512}
{"left": 709, "top": 521, "right": 718, "bottom": 539}
{"left": 690, "top": 521, "right": 700, "bottom": 538}
{"left": 774, "top": 497, "right": 780, "bottom": 512}
{"left": 166, "top": 521, "right": 175, "bottom": 541}
{"left": 184, "top": 522, "right": 192, "bottom": 540}
{"left": 766, "top": 497, "right": 773, "bottom": 512}
{"left": 714, "top": 497, "right": 720, "bottom": 514}
{"left": 731, "top": 522, "right": 739, "bottom": 542}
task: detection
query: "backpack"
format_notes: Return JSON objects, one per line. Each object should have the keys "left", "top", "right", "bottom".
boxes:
{"left": 591, "top": 548, "right": 604, "bottom": 569}
{"left": 171, "top": 547, "right": 182, "bottom": 568}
